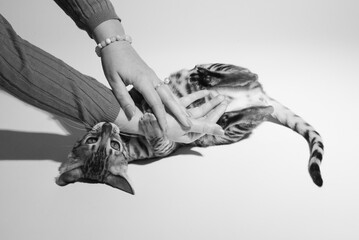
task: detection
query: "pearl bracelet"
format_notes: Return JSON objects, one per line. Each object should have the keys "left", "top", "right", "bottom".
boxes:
{"left": 95, "top": 35, "right": 132, "bottom": 57}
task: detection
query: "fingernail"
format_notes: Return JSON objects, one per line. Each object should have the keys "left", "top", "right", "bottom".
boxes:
{"left": 124, "top": 105, "right": 135, "bottom": 120}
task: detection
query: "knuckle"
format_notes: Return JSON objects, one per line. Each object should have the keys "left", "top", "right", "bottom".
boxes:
{"left": 122, "top": 78, "right": 132, "bottom": 86}
{"left": 113, "top": 87, "right": 128, "bottom": 97}
{"left": 113, "top": 87, "right": 128, "bottom": 96}
{"left": 134, "top": 71, "right": 157, "bottom": 85}
{"left": 135, "top": 73, "right": 148, "bottom": 83}
{"left": 126, "top": 75, "right": 146, "bottom": 89}
{"left": 148, "top": 101, "right": 164, "bottom": 108}
{"left": 106, "top": 74, "right": 117, "bottom": 84}
{"left": 150, "top": 105, "right": 166, "bottom": 116}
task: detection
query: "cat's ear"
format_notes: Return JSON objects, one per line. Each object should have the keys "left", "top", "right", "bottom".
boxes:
{"left": 106, "top": 155, "right": 135, "bottom": 194}
{"left": 56, "top": 152, "right": 84, "bottom": 186}
{"left": 56, "top": 167, "right": 84, "bottom": 186}
{"left": 191, "top": 64, "right": 258, "bottom": 87}
{"left": 105, "top": 173, "right": 135, "bottom": 195}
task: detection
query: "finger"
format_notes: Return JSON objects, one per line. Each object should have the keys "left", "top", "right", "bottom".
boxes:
{"left": 204, "top": 100, "right": 229, "bottom": 122}
{"left": 188, "top": 101, "right": 228, "bottom": 136}
{"left": 135, "top": 81, "right": 168, "bottom": 132}
{"left": 175, "top": 133, "right": 201, "bottom": 144}
{"left": 179, "top": 90, "right": 210, "bottom": 107}
{"left": 188, "top": 95, "right": 225, "bottom": 118}
{"left": 189, "top": 119, "right": 224, "bottom": 136}
{"left": 108, "top": 74, "right": 136, "bottom": 120}
{"left": 156, "top": 84, "right": 192, "bottom": 129}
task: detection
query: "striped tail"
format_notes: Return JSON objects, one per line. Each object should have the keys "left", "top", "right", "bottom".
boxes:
{"left": 266, "top": 98, "right": 324, "bottom": 187}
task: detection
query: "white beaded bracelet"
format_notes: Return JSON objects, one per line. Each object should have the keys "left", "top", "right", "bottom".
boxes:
{"left": 95, "top": 35, "right": 132, "bottom": 57}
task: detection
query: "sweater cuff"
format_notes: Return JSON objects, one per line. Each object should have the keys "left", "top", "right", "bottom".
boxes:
{"left": 86, "top": 10, "right": 121, "bottom": 38}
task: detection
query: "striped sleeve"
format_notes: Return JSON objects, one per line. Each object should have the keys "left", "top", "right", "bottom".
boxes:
{"left": 53, "top": 0, "right": 120, "bottom": 37}
{"left": 0, "top": 14, "right": 121, "bottom": 127}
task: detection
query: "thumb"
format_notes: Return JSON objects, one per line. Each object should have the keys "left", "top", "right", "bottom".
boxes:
{"left": 188, "top": 100, "right": 228, "bottom": 136}
{"left": 189, "top": 119, "right": 224, "bottom": 136}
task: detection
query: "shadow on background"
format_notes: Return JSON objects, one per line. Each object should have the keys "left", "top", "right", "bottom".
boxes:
{"left": 0, "top": 115, "right": 203, "bottom": 164}
{"left": 0, "top": 116, "right": 85, "bottom": 163}
{"left": 131, "top": 145, "right": 203, "bottom": 165}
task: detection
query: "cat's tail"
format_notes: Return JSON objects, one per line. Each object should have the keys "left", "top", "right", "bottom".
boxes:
{"left": 265, "top": 97, "right": 324, "bottom": 187}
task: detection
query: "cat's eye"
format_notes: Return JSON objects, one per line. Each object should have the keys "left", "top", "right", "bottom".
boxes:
{"left": 85, "top": 137, "right": 98, "bottom": 144}
{"left": 110, "top": 140, "right": 122, "bottom": 151}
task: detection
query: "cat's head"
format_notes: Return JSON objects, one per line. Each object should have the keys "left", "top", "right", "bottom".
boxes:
{"left": 167, "top": 63, "right": 272, "bottom": 130}
{"left": 190, "top": 63, "right": 259, "bottom": 88}
{"left": 165, "top": 63, "right": 274, "bottom": 146}
{"left": 56, "top": 122, "right": 134, "bottom": 194}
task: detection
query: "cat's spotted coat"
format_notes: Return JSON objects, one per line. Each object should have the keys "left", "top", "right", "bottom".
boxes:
{"left": 56, "top": 63, "right": 324, "bottom": 194}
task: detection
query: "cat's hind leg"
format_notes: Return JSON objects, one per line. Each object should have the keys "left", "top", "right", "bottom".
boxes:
{"left": 139, "top": 113, "right": 179, "bottom": 157}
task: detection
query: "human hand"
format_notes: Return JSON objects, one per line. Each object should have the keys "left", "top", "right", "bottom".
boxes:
{"left": 164, "top": 90, "right": 228, "bottom": 143}
{"left": 100, "top": 42, "right": 191, "bottom": 133}
{"left": 94, "top": 19, "right": 190, "bottom": 133}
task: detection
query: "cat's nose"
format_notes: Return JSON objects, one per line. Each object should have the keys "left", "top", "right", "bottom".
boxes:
{"left": 101, "top": 123, "right": 112, "bottom": 136}
{"left": 99, "top": 123, "right": 112, "bottom": 147}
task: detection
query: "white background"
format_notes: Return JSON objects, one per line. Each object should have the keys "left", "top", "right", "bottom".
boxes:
{"left": 0, "top": 0, "right": 358, "bottom": 239}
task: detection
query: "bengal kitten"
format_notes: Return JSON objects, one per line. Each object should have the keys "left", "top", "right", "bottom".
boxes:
{"left": 56, "top": 63, "right": 324, "bottom": 194}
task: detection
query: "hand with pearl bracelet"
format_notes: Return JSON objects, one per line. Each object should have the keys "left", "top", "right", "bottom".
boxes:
{"left": 93, "top": 19, "right": 225, "bottom": 138}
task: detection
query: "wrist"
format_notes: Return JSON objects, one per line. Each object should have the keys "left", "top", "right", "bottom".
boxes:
{"left": 95, "top": 35, "right": 132, "bottom": 57}
{"left": 93, "top": 19, "right": 126, "bottom": 44}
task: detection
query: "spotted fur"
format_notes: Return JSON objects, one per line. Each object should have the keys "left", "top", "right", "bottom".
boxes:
{"left": 56, "top": 63, "right": 324, "bottom": 194}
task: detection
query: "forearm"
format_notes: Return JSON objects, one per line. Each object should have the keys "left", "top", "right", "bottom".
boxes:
{"left": 53, "top": 0, "right": 120, "bottom": 38}
{"left": 92, "top": 19, "right": 126, "bottom": 43}
{"left": 0, "top": 15, "right": 122, "bottom": 128}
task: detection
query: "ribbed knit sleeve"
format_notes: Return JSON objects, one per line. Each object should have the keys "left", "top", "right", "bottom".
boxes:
{"left": 0, "top": 14, "right": 121, "bottom": 127}
{"left": 54, "top": 0, "right": 120, "bottom": 37}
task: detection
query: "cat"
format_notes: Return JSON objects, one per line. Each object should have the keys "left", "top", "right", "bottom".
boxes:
{"left": 56, "top": 63, "right": 324, "bottom": 194}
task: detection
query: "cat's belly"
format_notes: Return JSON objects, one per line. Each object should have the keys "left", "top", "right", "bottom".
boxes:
{"left": 212, "top": 87, "right": 270, "bottom": 112}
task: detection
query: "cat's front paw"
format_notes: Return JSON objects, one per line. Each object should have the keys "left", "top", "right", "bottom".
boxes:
{"left": 139, "top": 113, "right": 164, "bottom": 139}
